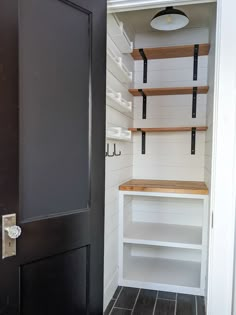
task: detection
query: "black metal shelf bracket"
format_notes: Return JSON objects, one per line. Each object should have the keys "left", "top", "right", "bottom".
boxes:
{"left": 137, "top": 129, "right": 146, "bottom": 154}
{"left": 191, "top": 127, "right": 196, "bottom": 155}
{"left": 141, "top": 131, "right": 146, "bottom": 154}
{"left": 139, "top": 48, "right": 148, "bottom": 83}
{"left": 138, "top": 89, "right": 147, "bottom": 119}
{"left": 193, "top": 44, "right": 199, "bottom": 81}
{"left": 192, "top": 87, "right": 198, "bottom": 118}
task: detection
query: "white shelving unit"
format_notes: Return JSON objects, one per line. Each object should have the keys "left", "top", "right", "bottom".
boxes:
{"left": 107, "top": 48, "right": 132, "bottom": 84}
{"left": 123, "top": 253, "right": 201, "bottom": 294}
{"left": 106, "top": 87, "right": 132, "bottom": 113}
{"left": 124, "top": 222, "right": 202, "bottom": 250}
{"left": 119, "top": 186, "right": 209, "bottom": 296}
{"left": 106, "top": 127, "right": 132, "bottom": 141}
{"left": 107, "top": 14, "right": 133, "bottom": 53}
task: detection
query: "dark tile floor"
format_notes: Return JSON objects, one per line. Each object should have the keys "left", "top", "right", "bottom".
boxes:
{"left": 104, "top": 287, "right": 205, "bottom": 315}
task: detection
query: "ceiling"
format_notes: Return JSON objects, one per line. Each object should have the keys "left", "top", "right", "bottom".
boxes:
{"left": 116, "top": 3, "right": 214, "bottom": 34}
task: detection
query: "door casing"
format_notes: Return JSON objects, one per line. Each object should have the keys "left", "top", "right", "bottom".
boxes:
{"left": 108, "top": 1, "right": 236, "bottom": 314}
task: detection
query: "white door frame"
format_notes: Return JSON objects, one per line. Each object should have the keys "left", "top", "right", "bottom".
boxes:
{"left": 107, "top": 0, "right": 236, "bottom": 314}
{"left": 207, "top": 0, "right": 236, "bottom": 314}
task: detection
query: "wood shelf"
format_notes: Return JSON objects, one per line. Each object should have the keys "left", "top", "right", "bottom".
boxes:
{"left": 119, "top": 179, "right": 208, "bottom": 195}
{"left": 129, "top": 127, "right": 208, "bottom": 132}
{"left": 124, "top": 222, "right": 202, "bottom": 250}
{"left": 129, "top": 86, "right": 209, "bottom": 96}
{"left": 131, "top": 44, "right": 210, "bottom": 60}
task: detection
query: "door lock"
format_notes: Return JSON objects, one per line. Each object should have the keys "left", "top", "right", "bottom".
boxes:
{"left": 2, "top": 214, "right": 21, "bottom": 259}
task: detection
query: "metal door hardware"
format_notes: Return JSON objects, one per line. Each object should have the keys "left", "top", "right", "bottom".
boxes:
{"left": 2, "top": 214, "right": 21, "bottom": 259}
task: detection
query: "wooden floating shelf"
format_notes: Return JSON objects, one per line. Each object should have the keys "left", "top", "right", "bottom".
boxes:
{"left": 129, "top": 86, "right": 209, "bottom": 96}
{"left": 129, "top": 127, "right": 208, "bottom": 132}
{"left": 119, "top": 179, "right": 208, "bottom": 195}
{"left": 131, "top": 43, "right": 210, "bottom": 60}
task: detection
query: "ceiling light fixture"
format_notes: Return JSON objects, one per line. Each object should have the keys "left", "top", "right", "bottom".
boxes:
{"left": 150, "top": 6, "right": 189, "bottom": 31}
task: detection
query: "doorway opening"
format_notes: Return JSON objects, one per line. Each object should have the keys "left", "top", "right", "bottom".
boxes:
{"left": 104, "top": 2, "right": 216, "bottom": 314}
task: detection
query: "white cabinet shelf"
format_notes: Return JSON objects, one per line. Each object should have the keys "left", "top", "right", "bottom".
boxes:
{"left": 106, "top": 87, "right": 132, "bottom": 113}
{"left": 107, "top": 14, "right": 133, "bottom": 53}
{"left": 106, "top": 127, "right": 132, "bottom": 141}
{"left": 123, "top": 255, "right": 201, "bottom": 294}
{"left": 124, "top": 222, "right": 202, "bottom": 250}
{"left": 107, "top": 48, "right": 132, "bottom": 83}
{"left": 118, "top": 183, "right": 209, "bottom": 296}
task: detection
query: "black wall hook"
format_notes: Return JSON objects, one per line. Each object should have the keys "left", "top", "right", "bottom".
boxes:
{"left": 114, "top": 144, "right": 121, "bottom": 156}
{"left": 106, "top": 143, "right": 114, "bottom": 157}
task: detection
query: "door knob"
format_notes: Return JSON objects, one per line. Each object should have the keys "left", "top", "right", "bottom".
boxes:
{"left": 5, "top": 225, "right": 22, "bottom": 239}
{"left": 2, "top": 214, "right": 21, "bottom": 259}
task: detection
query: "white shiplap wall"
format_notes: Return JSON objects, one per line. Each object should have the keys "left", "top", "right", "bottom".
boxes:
{"left": 133, "top": 29, "right": 209, "bottom": 181}
{"left": 104, "top": 25, "right": 214, "bottom": 309}
{"left": 104, "top": 35, "right": 134, "bottom": 309}
{"left": 204, "top": 7, "right": 216, "bottom": 190}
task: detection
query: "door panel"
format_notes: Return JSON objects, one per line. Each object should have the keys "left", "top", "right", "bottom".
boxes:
{"left": 21, "top": 247, "right": 88, "bottom": 315}
{"left": 19, "top": 0, "right": 91, "bottom": 220}
{"left": 0, "top": 0, "right": 106, "bottom": 314}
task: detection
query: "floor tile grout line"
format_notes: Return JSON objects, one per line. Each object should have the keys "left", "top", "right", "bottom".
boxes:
{"left": 195, "top": 296, "right": 198, "bottom": 315}
{"left": 109, "top": 287, "right": 123, "bottom": 315}
{"left": 113, "top": 307, "right": 133, "bottom": 311}
{"left": 174, "top": 293, "right": 178, "bottom": 315}
{"left": 157, "top": 297, "right": 177, "bottom": 302}
{"left": 131, "top": 288, "right": 141, "bottom": 314}
{"left": 152, "top": 290, "right": 159, "bottom": 315}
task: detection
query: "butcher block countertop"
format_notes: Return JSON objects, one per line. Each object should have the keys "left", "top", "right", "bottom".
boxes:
{"left": 119, "top": 179, "right": 208, "bottom": 195}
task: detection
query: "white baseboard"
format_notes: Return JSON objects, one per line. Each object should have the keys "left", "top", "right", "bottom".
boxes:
{"left": 103, "top": 268, "right": 119, "bottom": 311}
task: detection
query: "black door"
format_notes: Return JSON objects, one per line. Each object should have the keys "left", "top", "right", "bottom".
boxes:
{"left": 0, "top": 0, "right": 106, "bottom": 314}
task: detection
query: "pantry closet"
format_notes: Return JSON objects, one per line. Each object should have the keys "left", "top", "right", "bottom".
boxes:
{"left": 104, "top": 2, "right": 216, "bottom": 312}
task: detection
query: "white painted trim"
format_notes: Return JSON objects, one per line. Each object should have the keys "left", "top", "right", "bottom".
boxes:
{"left": 118, "top": 193, "right": 124, "bottom": 286}
{"left": 120, "top": 190, "right": 208, "bottom": 200}
{"left": 103, "top": 268, "right": 119, "bottom": 311}
{"left": 201, "top": 197, "right": 209, "bottom": 295}
{"left": 120, "top": 279, "right": 204, "bottom": 296}
{"left": 206, "top": 0, "right": 236, "bottom": 314}
{"left": 107, "top": 0, "right": 216, "bottom": 13}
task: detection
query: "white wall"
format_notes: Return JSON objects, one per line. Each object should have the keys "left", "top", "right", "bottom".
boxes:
{"left": 204, "top": 5, "right": 216, "bottom": 191}
{"left": 203, "top": 4, "right": 216, "bottom": 306}
{"left": 104, "top": 34, "right": 134, "bottom": 310}
{"left": 132, "top": 29, "right": 209, "bottom": 181}
{"left": 105, "top": 18, "right": 215, "bottom": 310}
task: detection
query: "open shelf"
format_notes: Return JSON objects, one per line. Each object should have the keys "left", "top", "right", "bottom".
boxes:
{"left": 123, "top": 255, "right": 201, "bottom": 290}
{"left": 107, "top": 48, "right": 132, "bottom": 83}
{"left": 129, "top": 86, "right": 209, "bottom": 96}
{"left": 129, "top": 127, "right": 208, "bottom": 132}
{"left": 119, "top": 179, "right": 209, "bottom": 195}
{"left": 124, "top": 222, "right": 202, "bottom": 250}
{"left": 131, "top": 43, "right": 210, "bottom": 60}
{"left": 107, "top": 14, "right": 133, "bottom": 53}
{"left": 106, "top": 87, "right": 132, "bottom": 113}
{"left": 106, "top": 127, "right": 132, "bottom": 141}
